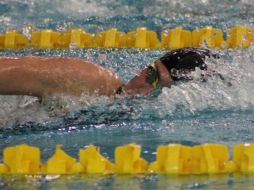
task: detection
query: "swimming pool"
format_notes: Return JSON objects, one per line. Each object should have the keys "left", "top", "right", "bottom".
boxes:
{"left": 1, "top": 0, "right": 254, "bottom": 189}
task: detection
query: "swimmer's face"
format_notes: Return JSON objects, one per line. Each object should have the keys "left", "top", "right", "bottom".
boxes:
{"left": 121, "top": 61, "right": 173, "bottom": 96}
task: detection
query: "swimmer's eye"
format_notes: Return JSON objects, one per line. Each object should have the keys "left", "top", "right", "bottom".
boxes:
{"left": 146, "top": 64, "right": 159, "bottom": 88}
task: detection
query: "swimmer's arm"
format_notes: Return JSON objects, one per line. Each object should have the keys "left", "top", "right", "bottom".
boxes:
{"left": 0, "top": 56, "right": 121, "bottom": 98}
{"left": 0, "top": 57, "right": 44, "bottom": 97}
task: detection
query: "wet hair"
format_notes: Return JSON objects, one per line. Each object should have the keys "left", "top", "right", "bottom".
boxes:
{"left": 159, "top": 48, "right": 219, "bottom": 81}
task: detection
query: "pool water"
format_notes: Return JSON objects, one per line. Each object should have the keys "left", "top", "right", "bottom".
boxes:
{"left": 1, "top": 0, "right": 254, "bottom": 189}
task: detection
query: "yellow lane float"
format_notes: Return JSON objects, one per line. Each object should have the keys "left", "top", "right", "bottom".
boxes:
{"left": 0, "top": 143, "right": 254, "bottom": 175}
{"left": 1, "top": 25, "right": 253, "bottom": 49}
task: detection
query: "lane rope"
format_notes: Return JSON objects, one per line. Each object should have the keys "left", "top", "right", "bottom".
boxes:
{"left": 0, "top": 143, "right": 253, "bottom": 174}
{"left": 0, "top": 25, "right": 253, "bottom": 49}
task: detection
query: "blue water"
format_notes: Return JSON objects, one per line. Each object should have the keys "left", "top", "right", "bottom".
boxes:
{"left": 1, "top": 0, "right": 254, "bottom": 189}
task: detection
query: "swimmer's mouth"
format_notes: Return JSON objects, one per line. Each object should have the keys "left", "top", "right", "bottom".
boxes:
{"left": 115, "top": 85, "right": 123, "bottom": 95}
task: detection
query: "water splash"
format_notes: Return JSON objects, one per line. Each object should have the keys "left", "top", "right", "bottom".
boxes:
{"left": 158, "top": 47, "right": 254, "bottom": 115}
{"left": 0, "top": 46, "right": 254, "bottom": 128}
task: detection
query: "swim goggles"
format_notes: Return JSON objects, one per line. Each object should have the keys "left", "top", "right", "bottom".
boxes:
{"left": 146, "top": 62, "right": 159, "bottom": 89}
{"left": 115, "top": 62, "right": 159, "bottom": 95}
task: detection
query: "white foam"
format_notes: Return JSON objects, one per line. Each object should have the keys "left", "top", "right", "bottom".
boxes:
{"left": 0, "top": 93, "right": 112, "bottom": 127}
{"left": 158, "top": 47, "right": 254, "bottom": 115}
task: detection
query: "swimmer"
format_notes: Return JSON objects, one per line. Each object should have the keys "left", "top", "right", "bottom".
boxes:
{"left": 118, "top": 47, "right": 219, "bottom": 95}
{"left": 0, "top": 48, "right": 219, "bottom": 99}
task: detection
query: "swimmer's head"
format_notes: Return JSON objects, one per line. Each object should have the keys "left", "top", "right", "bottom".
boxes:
{"left": 117, "top": 60, "right": 173, "bottom": 96}
{"left": 118, "top": 48, "right": 212, "bottom": 96}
